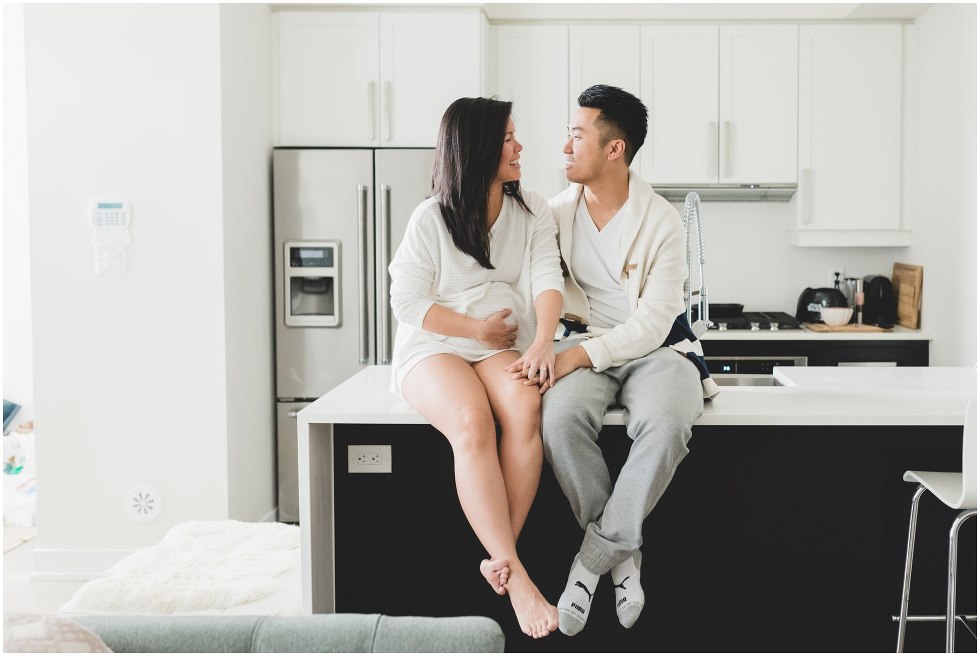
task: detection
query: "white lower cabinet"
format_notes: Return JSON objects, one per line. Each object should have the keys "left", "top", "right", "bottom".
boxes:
{"left": 276, "top": 10, "right": 484, "bottom": 147}
{"left": 794, "top": 24, "right": 909, "bottom": 246}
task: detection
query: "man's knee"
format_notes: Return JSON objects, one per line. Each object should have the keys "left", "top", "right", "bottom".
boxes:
{"left": 626, "top": 410, "right": 694, "bottom": 462}
{"left": 542, "top": 388, "right": 601, "bottom": 446}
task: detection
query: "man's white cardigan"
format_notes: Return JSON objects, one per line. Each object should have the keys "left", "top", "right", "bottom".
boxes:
{"left": 549, "top": 170, "right": 689, "bottom": 372}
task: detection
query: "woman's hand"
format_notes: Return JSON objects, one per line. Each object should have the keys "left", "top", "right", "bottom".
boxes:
{"left": 475, "top": 308, "right": 518, "bottom": 349}
{"left": 505, "top": 338, "right": 557, "bottom": 392}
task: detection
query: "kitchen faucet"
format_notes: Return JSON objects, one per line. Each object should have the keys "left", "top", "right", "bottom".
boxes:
{"left": 683, "top": 192, "right": 712, "bottom": 337}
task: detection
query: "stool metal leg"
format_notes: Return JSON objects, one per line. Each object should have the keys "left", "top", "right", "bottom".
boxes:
{"left": 897, "top": 485, "right": 928, "bottom": 653}
{"left": 946, "top": 509, "right": 977, "bottom": 653}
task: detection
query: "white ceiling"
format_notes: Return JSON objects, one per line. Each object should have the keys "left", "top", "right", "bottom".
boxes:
{"left": 329, "top": 2, "right": 935, "bottom": 22}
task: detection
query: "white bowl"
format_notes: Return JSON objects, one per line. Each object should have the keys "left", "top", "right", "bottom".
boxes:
{"left": 820, "top": 306, "right": 853, "bottom": 326}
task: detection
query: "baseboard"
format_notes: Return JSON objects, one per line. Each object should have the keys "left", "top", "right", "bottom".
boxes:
{"left": 30, "top": 548, "right": 134, "bottom": 581}
{"left": 29, "top": 511, "right": 280, "bottom": 580}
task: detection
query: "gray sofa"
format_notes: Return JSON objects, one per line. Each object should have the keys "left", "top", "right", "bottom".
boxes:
{"left": 73, "top": 614, "right": 504, "bottom": 653}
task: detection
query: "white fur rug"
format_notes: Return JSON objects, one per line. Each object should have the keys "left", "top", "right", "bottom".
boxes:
{"left": 61, "top": 520, "right": 299, "bottom": 614}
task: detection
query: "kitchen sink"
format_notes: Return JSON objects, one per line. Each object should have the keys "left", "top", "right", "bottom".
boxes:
{"left": 713, "top": 374, "right": 784, "bottom": 387}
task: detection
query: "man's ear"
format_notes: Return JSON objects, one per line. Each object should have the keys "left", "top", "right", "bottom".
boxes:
{"left": 607, "top": 139, "right": 627, "bottom": 162}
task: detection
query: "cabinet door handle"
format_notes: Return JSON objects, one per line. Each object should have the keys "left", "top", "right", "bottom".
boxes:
{"left": 287, "top": 410, "right": 300, "bottom": 418}
{"left": 379, "top": 184, "right": 392, "bottom": 364}
{"left": 368, "top": 82, "right": 376, "bottom": 141}
{"left": 800, "top": 168, "right": 813, "bottom": 225}
{"left": 357, "top": 185, "right": 370, "bottom": 364}
{"left": 708, "top": 121, "right": 718, "bottom": 178}
{"left": 723, "top": 121, "right": 733, "bottom": 178}
{"left": 383, "top": 81, "right": 392, "bottom": 142}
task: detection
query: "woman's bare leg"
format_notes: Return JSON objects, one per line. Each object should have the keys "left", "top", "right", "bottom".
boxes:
{"left": 473, "top": 351, "right": 543, "bottom": 540}
{"left": 402, "top": 354, "right": 556, "bottom": 638}
{"left": 474, "top": 351, "right": 543, "bottom": 596}
{"left": 473, "top": 351, "right": 558, "bottom": 634}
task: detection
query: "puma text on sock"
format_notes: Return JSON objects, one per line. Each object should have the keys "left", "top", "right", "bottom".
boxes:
{"left": 611, "top": 552, "right": 645, "bottom": 628}
{"left": 557, "top": 556, "right": 600, "bottom": 636}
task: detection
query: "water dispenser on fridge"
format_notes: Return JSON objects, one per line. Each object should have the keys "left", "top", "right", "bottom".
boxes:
{"left": 284, "top": 241, "right": 340, "bottom": 327}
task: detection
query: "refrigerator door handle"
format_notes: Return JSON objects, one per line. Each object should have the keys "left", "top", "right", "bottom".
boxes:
{"left": 357, "top": 184, "right": 370, "bottom": 364}
{"left": 379, "top": 183, "right": 392, "bottom": 365}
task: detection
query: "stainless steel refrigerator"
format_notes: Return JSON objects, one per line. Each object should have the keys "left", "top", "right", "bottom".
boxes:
{"left": 273, "top": 148, "right": 435, "bottom": 522}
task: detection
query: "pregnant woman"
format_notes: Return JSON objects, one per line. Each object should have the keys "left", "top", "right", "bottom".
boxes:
{"left": 388, "top": 97, "right": 563, "bottom": 639}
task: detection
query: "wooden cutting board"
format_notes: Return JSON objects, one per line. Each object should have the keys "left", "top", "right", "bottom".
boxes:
{"left": 892, "top": 263, "right": 923, "bottom": 328}
{"left": 802, "top": 323, "right": 892, "bottom": 333}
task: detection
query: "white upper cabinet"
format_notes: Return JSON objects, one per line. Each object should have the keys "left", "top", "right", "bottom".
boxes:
{"left": 496, "top": 25, "right": 569, "bottom": 200}
{"left": 640, "top": 26, "right": 720, "bottom": 185}
{"left": 568, "top": 26, "right": 643, "bottom": 179}
{"left": 379, "top": 13, "right": 483, "bottom": 147}
{"left": 278, "top": 12, "right": 379, "bottom": 146}
{"left": 719, "top": 25, "right": 798, "bottom": 184}
{"left": 277, "top": 10, "right": 484, "bottom": 147}
{"left": 795, "top": 24, "right": 908, "bottom": 246}
{"left": 640, "top": 25, "right": 798, "bottom": 186}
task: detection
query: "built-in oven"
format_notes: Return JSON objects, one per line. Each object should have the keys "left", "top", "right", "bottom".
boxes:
{"left": 706, "top": 355, "right": 807, "bottom": 386}
{"left": 706, "top": 355, "right": 808, "bottom": 375}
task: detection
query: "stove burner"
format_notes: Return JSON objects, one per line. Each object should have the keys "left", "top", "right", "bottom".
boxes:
{"left": 705, "top": 311, "right": 801, "bottom": 331}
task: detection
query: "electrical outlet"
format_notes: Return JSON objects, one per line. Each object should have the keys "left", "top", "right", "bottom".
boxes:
{"left": 347, "top": 445, "right": 392, "bottom": 474}
{"left": 827, "top": 266, "right": 845, "bottom": 287}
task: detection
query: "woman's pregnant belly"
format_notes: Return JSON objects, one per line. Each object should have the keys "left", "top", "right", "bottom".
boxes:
{"left": 442, "top": 281, "right": 531, "bottom": 354}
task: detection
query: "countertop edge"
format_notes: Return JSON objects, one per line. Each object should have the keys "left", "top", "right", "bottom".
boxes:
{"left": 299, "top": 366, "right": 975, "bottom": 427}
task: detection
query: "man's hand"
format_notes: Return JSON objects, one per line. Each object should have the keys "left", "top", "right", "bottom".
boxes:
{"left": 475, "top": 309, "right": 517, "bottom": 349}
{"left": 547, "top": 346, "right": 592, "bottom": 392}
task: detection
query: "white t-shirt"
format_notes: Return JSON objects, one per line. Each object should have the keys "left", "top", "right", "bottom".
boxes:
{"left": 569, "top": 197, "right": 630, "bottom": 329}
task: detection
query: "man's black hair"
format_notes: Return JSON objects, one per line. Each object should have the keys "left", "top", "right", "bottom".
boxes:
{"left": 577, "top": 85, "right": 648, "bottom": 165}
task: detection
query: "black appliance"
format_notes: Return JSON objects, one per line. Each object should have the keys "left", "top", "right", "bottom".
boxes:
{"left": 862, "top": 275, "right": 896, "bottom": 327}
{"left": 795, "top": 287, "right": 848, "bottom": 323}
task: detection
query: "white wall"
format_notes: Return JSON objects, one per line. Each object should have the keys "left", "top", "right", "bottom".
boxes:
{"left": 219, "top": 4, "right": 276, "bottom": 521}
{"left": 901, "top": 3, "right": 977, "bottom": 366}
{"left": 675, "top": 199, "right": 904, "bottom": 313}
{"left": 23, "top": 3, "right": 274, "bottom": 574}
{"left": 3, "top": 3, "right": 34, "bottom": 425}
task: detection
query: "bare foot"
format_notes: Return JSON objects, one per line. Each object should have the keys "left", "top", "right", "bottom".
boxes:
{"left": 504, "top": 568, "right": 559, "bottom": 639}
{"left": 480, "top": 558, "right": 510, "bottom": 595}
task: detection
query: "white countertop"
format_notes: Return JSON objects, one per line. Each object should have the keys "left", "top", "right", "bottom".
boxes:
{"left": 299, "top": 365, "right": 975, "bottom": 427}
{"left": 700, "top": 325, "right": 930, "bottom": 340}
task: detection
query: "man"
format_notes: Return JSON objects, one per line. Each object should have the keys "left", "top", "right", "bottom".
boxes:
{"left": 516, "top": 85, "right": 719, "bottom": 636}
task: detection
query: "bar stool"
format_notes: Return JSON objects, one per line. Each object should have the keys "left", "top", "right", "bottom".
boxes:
{"left": 895, "top": 397, "right": 977, "bottom": 653}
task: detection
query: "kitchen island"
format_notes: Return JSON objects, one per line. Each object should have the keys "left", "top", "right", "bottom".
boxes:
{"left": 297, "top": 366, "right": 975, "bottom": 652}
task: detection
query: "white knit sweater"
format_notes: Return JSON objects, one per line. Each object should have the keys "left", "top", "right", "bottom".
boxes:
{"left": 389, "top": 190, "right": 564, "bottom": 380}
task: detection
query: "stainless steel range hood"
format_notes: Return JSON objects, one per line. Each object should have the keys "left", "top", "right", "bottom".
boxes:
{"left": 653, "top": 183, "right": 797, "bottom": 202}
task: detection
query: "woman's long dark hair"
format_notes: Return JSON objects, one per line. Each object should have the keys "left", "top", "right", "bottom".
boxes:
{"left": 432, "top": 97, "right": 532, "bottom": 269}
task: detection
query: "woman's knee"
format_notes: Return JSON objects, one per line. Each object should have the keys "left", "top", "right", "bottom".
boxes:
{"left": 497, "top": 384, "right": 542, "bottom": 431}
{"left": 447, "top": 406, "right": 496, "bottom": 456}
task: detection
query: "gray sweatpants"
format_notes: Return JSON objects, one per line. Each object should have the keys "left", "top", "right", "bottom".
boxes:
{"left": 542, "top": 340, "right": 704, "bottom": 575}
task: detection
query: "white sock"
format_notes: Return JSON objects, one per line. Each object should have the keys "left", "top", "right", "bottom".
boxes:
{"left": 557, "top": 555, "right": 599, "bottom": 636}
{"left": 611, "top": 552, "right": 645, "bottom": 628}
